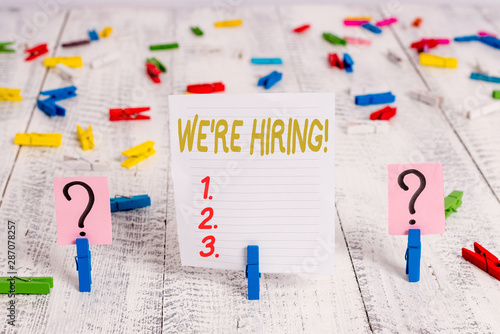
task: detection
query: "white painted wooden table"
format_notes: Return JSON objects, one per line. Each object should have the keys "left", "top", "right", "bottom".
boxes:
{"left": 1, "top": 3, "right": 500, "bottom": 333}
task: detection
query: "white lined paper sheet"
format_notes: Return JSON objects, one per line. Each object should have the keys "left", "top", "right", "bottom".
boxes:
{"left": 168, "top": 93, "right": 335, "bottom": 274}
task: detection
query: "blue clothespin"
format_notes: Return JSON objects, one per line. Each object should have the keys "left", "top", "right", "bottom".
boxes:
{"left": 257, "top": 71, "right": 282, "bottom": 89}
{"left": 454, "top": 35, "right": 479, "bottom": 42}
{"left": 37, "top": 86, "right": 77, "bottom": 117}
{"left": 251, "top": 58, "right": 283, "bottom": 65}
{"left": 361, "top": 22, "right": 382, "bottom": 34}
{"left": 110, "top": 195, "right": 151, "bottom": 212}
{"left": 405, "top": 229, "right": 421, "bottom": 283}
{"left": 246, "top": 245, "right": 260, "bottom": 300}
{"left": 37, "top": 99, "right": 66, "bottom": 116}
{"left": 343, "top": 53, "right": 354, "bottom": 73}
{"left": 88, "top": 30, "right": 99, "bottom": 41}
{"left": 75, "top": 238, "right": 92, "bottom": 292}
{"left": 40, "top": 86, "right": 77, "bottom": 101}
{"left": 470, "top": 72, "right": 500, "bottom": 83}
{"left": 355, "top": 92, "right": 396, "bottom": 106}
{"left": 478, "top": 36, "right": 500, "bottom": 49}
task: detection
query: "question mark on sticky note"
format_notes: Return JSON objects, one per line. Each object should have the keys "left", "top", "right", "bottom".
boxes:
{"left": 63, "top": 181, "right": 95, "bottom": 237}
{"left": 397, "top": 169, "right": 426, "bottom": 225}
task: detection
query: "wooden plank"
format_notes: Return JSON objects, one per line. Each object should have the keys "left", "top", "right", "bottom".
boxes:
{"left": 385, "top": 4, "right": 500, "bottom": 198}
{"left": 280, "top": 4, "right": 500, "bottom": 333}
{"left": 0, "top": 8, "right": 65, "bottom": 198}
{"left": 0, "top": 7, "right": 172, "bottom": 333}
{"left": 0, "top": 7, "right": 66, "bottom": 98}
{"left": 163, "top": 5, "right": 370, "bottom": 333}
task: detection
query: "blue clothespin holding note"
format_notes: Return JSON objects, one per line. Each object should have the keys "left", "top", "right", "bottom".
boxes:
{"left": 110, "top": 195, "right": 151, "bottom": 212}
{"left": 37, "top": 86, "right": 77, "bottom": 117}
{"left": 75, "top": 238, "right": 92, "bottom": 292}
{"left": 405, "top": 229, "right": 421, "bottom": 282}
{"left": 246, "top": 245, "right": 260, "bottom": 300}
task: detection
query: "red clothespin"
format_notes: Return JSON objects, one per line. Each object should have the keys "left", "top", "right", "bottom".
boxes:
{"left": 370, "top": 106, "right": 397, "bottom": 120}
{"left": 146, "top": 63, "right": 161, "bottom": 83}
{"left": 293, "top": 24, "right": 310, "bottom": 33}
{"left": 186, "top": 82, "right": 225, "bottom": 94}
{"left": 411, "top": 39, "right": 439, "bottom": 53}
{"left": 462, "top": 243, "right": 500, "bottom": 280}
{"left": 109, "top": 107, "right": 151, "bottom": 121}
{"left": 25, "top": 43, "right": 48, "bottom": 61}
{"left": 328, "top": 53, "right": 344, "bottom": 69}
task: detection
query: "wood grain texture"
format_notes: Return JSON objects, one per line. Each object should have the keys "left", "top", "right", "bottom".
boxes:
{"left": 1, "top": 3, "right": 500, "bottom": 334}
{"left": 0, "top": 7, "right": 65, "bottom": 202}
{"left": 0, "top": 7, "right": 172, "bottom": 334}
{"left": 385, "top": 4, "right": 500, "bottom": 199}
{"left": 280, "top": 3, "right": 500, "bottom": 333}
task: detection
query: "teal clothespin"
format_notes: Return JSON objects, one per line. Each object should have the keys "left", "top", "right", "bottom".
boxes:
{"left": 444, "top": 190, "right": 463, "bottom": 218}
{"left": 0, "top": 42, "right": 15, "bottom": 53}
{"left": 0, "top": 277, "right": 53, "bottom": 294}
{"left": 146, "top": 57, "right": 167, "bottom": 73}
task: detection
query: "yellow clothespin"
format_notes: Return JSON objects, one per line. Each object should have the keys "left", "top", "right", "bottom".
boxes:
{"left": 77, "top": 125, "right": 94, "bottom": 151}
{"left": 0, "top": 88, "right": 22, "bottom": 101}
{"left": 44, "top": 56, "right": 83, "bottom": 68}
{"left": 344, "top": 16, "right": 372, "bottom": 21}
{"left": 121, "top": 141, "right": 156, "bottom": 168}
{"left": 100, "top": 27, "right": 113, "bottom": 38}
{"left": 14, "top": 133, "right": 62, "bottom": 147}
{"left": 214, "top": 19, "right": 243, "bottom": 28}
{"left": 419, "top": 53, "right": 457, "bottom": 68}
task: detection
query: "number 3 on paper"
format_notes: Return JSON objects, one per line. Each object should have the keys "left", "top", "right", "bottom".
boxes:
{"left": 200, "top": 235, "right": 218, "bottom": 258}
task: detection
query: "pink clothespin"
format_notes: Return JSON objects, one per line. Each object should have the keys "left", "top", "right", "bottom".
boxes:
{"left": 421, "top": 38, "right": 450, "bottom": 45}
{"left": 478, "top": 31, "right": 497, "bottom": 37}
{"left": 344, "top": 20, "right": 370, "bottom": 26}
{"left": 344, "top": 37, "right": 371, "bottom": 45}
{"left": 375, "top": 17, "right": 398, "bottom": 27}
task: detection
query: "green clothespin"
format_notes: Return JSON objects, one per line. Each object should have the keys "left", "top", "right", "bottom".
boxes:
{"left": 0, "top": 277, "right": 53, "bottom": 294}
{"left": 493, "top": 90, "right": 500, "bottom": 99}
{"left": 191, "top": 27, "right": 204, "bottom": 36}
{"left": 146, "top": 57, "right": 167, "bottom": 73}
{"left": 0, "top": 42, "right": 15, "bottom": 53}
{"left": 322, "top": 33, "right": 347, "bottom": 46}
{"left": 444, "top": 190, "right": 463, "bottom": 219}
{"left": 149, "top": 43, "right": 179, "bottom": 51}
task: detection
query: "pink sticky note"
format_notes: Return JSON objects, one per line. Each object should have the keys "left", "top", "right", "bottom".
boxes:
{"left": 53, "top": 177, "right": 112, "bottom": 245}
{"left": 388, "top": 163, "right": 445, "bottom": 235}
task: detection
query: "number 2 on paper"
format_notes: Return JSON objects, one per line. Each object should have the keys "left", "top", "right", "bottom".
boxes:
{"left": 200, "top": 235, "right": 218, "bottom": 258}
{"left": 199, "top": 207, "right": 215, "bottom": 229}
